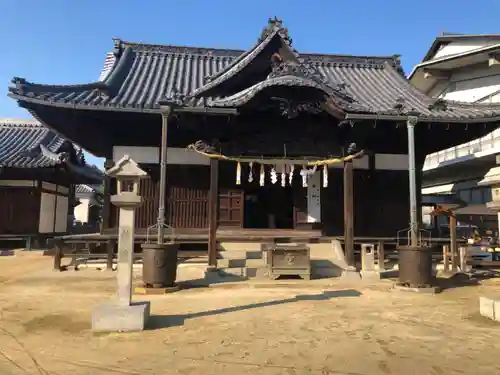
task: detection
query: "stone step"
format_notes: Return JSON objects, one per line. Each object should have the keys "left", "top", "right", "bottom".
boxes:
{"left": 218, "top": 267, "right": 267, "bottom": 278}
{"left": 479, "top": 296, "right": 500, "bottom": 322}
{"left": 182, "top": 256, "right": 208, "bottom": 264}
{"left": 218, "top": 242, "right": 263, "bottom": 251}
{"left": 218, "top": 267, "right": 247, "bottom": 278}
{"left": 217, "top": 250, "right": 262, "bottom": 260}
{"left": 217, "top": 258, "right": 266, "bottom": 268}
{"left": 245, "top": 258, "right": 267, "bottom": 267}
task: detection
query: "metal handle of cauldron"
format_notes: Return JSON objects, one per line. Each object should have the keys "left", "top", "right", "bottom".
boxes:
{"left": 397, "top": 227, "right": 432, "bottom": 247}
{"left": 146, "top": 223, "right": 176, "bottom": 245}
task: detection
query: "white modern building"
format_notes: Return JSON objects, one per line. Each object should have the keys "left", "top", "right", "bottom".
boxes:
{"left": 410, "top": 33, "right": 500, "bottom": 102}
{"left": 73, "top": 184, "right": 102, "bottom": 228}
{"left": 410, "top": 33, "right": 500, "bottom": 233}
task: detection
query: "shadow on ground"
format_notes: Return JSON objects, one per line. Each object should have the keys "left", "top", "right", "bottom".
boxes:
{"left": 147, "top": 289, "right": 361, "bottom": 330}
{"left": 434, "top": 274, "right": 480, "bottom": 290}
{"left": 381, "top": 268, "right": 500, "bottom": 291}
{"left": 435, "top": 269, "right": 500, "bottom": 291}
{"left": 0, "top": 250, "right": 15, "bottom": 256}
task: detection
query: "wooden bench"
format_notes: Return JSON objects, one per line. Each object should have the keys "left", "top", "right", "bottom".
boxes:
{"left": 51, "top": 239, "right": 207, "bottom": 271}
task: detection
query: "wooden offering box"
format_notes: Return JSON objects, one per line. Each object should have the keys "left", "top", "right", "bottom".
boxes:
{"left": 263, "top": 243, "right": 311, "bottom": 280}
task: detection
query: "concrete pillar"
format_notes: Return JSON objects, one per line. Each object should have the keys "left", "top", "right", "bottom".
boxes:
{"left": 116, "top": 207, "right": 135, "bottom": 305}
{"left": 360, "top": 244, "right": 380, "bottom": 280}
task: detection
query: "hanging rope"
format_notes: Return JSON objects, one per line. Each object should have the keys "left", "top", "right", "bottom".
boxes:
{"left": 429, "top": 205, "right": 455, "bottom": 217}
{"left": 186, "top": 141, "right": 364, "bottom": 166}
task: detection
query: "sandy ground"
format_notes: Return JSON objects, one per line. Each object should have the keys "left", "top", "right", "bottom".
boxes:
{"left": 1, "top": 252, "right": 500, "bottom": 375}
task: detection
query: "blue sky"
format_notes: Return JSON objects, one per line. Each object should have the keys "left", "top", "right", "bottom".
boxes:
{"left": 1, "top": 0, "right": 499, "bottom": 168}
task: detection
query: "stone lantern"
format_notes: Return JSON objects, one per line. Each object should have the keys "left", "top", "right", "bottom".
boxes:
{"left": 478, "top": 155, "right": 500, "bottom": 233}
{"left": 92, "top": 155, "right": 150, "bottom": 332}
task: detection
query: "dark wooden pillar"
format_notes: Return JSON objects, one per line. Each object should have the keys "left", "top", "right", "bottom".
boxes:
{"left": 52, "top": 187, "right": 59, "bottom": 234}
{"left": 208, "top": 158, "right": 219, "bottom": 269}
{"left": 101, "top": 158, "right": 114, "bottom": 233}
{"left": 53, "top": 240, "right": 63, "bottom": 271}
{"left": 66, "top": 184, "right": 74, "bottom": 234}
{"left": 449, "top": 215, "right": 458, "bottom": 271}
{"left": 377, "top": 240, "right": 386, "bottom": 271}
{"left": 106, "top": 239, "right": 116, "bottom": 270}
{"left": 343, "top": 160, "right": 355, "bottom": 267}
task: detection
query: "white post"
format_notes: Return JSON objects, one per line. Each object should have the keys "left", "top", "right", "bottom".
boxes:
{"left": 497, "top": 212, "right": 500, "bottom": 240}
{"left": 459, "top": 246, "right": 469, "bottom": 273}
{"left": 407, "top": 116, "right": 419, "bottom": 247}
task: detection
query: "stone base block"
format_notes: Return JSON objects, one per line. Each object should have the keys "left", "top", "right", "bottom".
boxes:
{"left": 135, "top": 286, "right": 180, "bottom": 295}
{"left": 313, "top": 266, "right": 343, "bottom": 278}
{"left": 360, "top": 270, "right": 381, "bottom": 280}
{"left": 92, "top": 301, "right": 151, "bottom": 332}
{"left": 436, "top": 270, "right": 460, "bottom": 279}
{"left": 392, "top": 284, "right": 441, "bottom": 294}
{"left": 479, "top": 296, "right": 500, "bottom": 322}
{"left": 340, "top": 267, "right": 361, "bottom": 281}
{"left": 204, "top": 269, "right": 246, "bottom": 283}
{"left": 204, "top": 269, "right": 221, "bottom": 282}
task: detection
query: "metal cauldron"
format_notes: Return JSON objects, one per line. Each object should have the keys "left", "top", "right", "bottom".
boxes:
{"left": 141, "top": 243, "right": 179, "bottom": 287}
{"left": 396, "top": 245, "right": 434, "bottom": 287}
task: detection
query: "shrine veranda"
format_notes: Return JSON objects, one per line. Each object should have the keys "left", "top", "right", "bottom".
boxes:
{"left": 8, "top": 18, "right": 500, "bottom": 267}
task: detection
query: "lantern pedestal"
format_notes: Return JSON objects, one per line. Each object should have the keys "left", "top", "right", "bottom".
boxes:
{"left": 91, "top": 155, "right": 151, "bottom": 332}
{"left": 92, "top": 301, "right": 151, "bottom": 332}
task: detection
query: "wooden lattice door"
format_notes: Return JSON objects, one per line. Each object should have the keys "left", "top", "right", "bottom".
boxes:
{"left": 218, "top": 190, "right": 243, "bottom": 227}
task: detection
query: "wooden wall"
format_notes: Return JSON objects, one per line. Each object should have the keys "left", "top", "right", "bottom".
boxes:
{"left": 107, "top": 161, "right": 411, "bottom": 238}
{"left": 0, "top": 185, "right": 39, "bottom": 234}
{"left": 0, "top": 179, "right": 72, "bottom": 236}
{"left": 109, "top": 165, "right": 210, "bottom": 229}
{"left": 320, "top": 169, "right": 409, "bottom": 237}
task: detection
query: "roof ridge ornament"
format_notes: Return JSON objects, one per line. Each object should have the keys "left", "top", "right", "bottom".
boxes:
{"left": 428, "top": 98, "right": 448, "bottom": 111}
{"left": 159, "top": 87, "right": 190, "bottom": 111}
{"left": 112, "top": 38, "right": 123, "bottom": 57}
{"left": 259, "top": 17, "right": 292, "bottom": 46}
{"left": 267, "top": 53, "right": 356, "bottom": 105}
{"left": 268, "top": 58, "right": 321, "bottom": 82}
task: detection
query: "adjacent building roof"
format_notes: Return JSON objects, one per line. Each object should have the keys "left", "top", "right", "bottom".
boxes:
{"left": 420, "top": 33, "right": 500, "bottom": 63}
{"left": 409, "top": 33, "right": 500, "bottom": 94}
{"left": 0, "top": 118, "right": 103, "bottom": 181}
{"left": 408, "top": 43, "right": 500, "bottom": 82}
{"left": 0, "top": 118, "right": 66, "bottom": 168}
{"left": 75, "top": 183, "right": 103, "bottom": 196}
{"left": 8, "top": 19, "right": 500, "bottom": 123}
{"left": 75, "top": 184, "right": 96, "bottom": 194}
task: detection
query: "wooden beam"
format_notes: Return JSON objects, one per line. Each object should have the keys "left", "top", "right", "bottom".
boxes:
{"left": 175, "top": 107, "right": 238, "bottom": 115}
{"left": 343, "top": 160, "right": 355, "bottom": 267}
{"left": 207, "top": 158, "right": 219, "bottom": 269}
{"left": 423, "top": 68, "right": 450, "bottom": 80}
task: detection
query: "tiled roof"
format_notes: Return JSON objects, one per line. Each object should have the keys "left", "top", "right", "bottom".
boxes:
{"left": 8, "top": 20, "right": 500, "bottom": 123}
{"left": 0, "top": 118, "right": 67, "bottom": 168}
{"left": 0, "top": 119, "right": 103, "bottom": 182}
